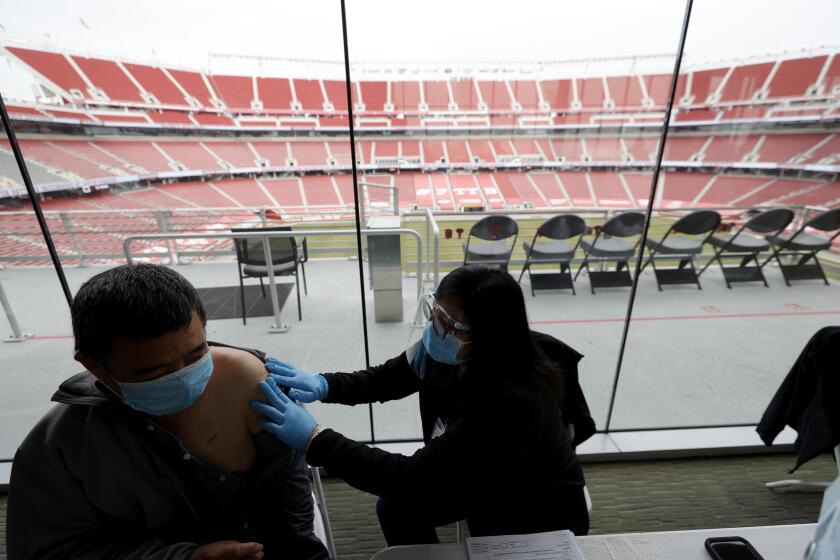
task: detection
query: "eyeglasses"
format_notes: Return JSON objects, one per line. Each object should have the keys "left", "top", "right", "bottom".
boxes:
{"left": 422, "top": 293, "right": 471, "bottom": 340}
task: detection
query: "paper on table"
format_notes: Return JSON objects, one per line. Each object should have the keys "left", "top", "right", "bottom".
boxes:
{"left": 467, "top": 530, "right": 585, "bottom": 560}
{"left": 577, "top": 535, "right": 669, "bottom": 560}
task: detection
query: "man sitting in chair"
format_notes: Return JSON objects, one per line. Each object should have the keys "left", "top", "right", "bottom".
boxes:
{"left": 7, "top": 264, "right": 328, "bottom": 560}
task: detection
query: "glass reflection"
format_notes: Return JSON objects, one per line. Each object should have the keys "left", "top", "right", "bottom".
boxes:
{"left": 344, "top": 0, "right": 686, "bottom": 436}
{"left": 610, "top": 1, "right": 840, "bottom": 429}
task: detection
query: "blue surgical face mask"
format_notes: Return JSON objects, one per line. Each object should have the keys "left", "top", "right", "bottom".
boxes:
{"left": 422, "top": 322, "right": 467, "bottom": 365}
{"left": 106, "top": 350, "right": 214, "bottom": 416}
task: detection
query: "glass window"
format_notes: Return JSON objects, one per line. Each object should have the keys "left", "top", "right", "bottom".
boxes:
{"left": 345, "top": 0, "right": 686, "bottom": 437}
{"left": 0, "top": 1, "right": 374, "bottom": 454}
{"left": 609, "top": 0, "right": 840, "bottom": 430}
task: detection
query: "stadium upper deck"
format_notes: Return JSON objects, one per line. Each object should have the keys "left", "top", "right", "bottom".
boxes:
{"left": 0, "top": 45, "right": 837, "bottom": 230}
{"left": 3, "top": 46, "right": 838, "bottom": 128}
{"left": 0, "top": 47, "right": 840, "bottom": 270}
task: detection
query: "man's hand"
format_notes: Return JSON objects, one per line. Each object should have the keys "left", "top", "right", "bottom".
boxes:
{"left": 192, "top": 541, "right": 264, "bottom": 560}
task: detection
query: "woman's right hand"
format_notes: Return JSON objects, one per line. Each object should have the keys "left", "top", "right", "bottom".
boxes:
{"left": 265, "top": 357, "right": 328, "bottom": 403}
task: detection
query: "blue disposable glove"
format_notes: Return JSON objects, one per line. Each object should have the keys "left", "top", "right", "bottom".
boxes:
{"left": 251, "top": 377, "right": 318, "bottom": 453}
{"left": 265, "top": 357, "right": 328, "bottom": 403}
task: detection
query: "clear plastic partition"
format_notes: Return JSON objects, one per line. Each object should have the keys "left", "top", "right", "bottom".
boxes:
{"left": 0, "top": 126, "right": 80, "bottom": 460}
{"left": 4, "top": 0, "right": 837, "bottom": 456}
{"left": 344, "top": 0, "right": 687, "bottom": 439}
{"left": 608, "top": 0, "right": 840, "bottom": 430}
{"left": 0, "top": 0, "right": 372, "bottom": 455}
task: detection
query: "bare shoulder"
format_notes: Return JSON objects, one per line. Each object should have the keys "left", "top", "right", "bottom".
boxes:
{"left": 211, "top": 345, "right": 268, "bottom": 384}
{"left": 210, "top": 346, "right": 268, "bottom": 433}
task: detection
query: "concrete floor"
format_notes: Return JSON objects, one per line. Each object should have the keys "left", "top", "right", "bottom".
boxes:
{"left": 1, "top": 257, "right": 838, "bottom": 459}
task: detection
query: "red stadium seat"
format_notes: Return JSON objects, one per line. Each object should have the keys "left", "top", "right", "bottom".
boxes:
{"left": 358, "top": 81, "right": 388, "bottom": 112}
{"left": 158, "top": 141, "right": 222, "bottom": 170}
{"left": 258, "top": 77, "right": 294, "bottom": 111}
{"left": 210, "top": 75, "right": 254, "bottom": 110}
{"left": 124, "top": 64, "right": 187, "bottom": 106}
{"left": 557, "top": 172, "right": 594, "bottom": 207}
{"left": 719, "top": 62, "right": 774, "bottom": 103}
{"left": 262, "top": 178, "right": 304, "bottom": 208}
{"left": 290, "top": 142, "right": 330, "bottom": 167}
{"left": 167, "top": 68, "right": 216, "bottom": 107}
{"left": 7, "top": 47, "right": 89, "bottom": 97}
{"left": 606, "top": 76, "right": 644, "bottom": 108}
{"left": 322, "top": 80, "right": 349, "bottom": 112}
{"left": 423, "top": 81, "right": 451, "bottom": 111}
{"left": 540, "top": 79, "right": 574, "bottom": 111}
{"left": 767, "top": 55, "right": 828, "bottom": 98}
{"left": 509, "top": 81, "right": 541, "bottom": 111}
{"left": 577, "top": 78, "right": 606, "bottom": 108}
{"left": 391, "top": 81, "right": 422, "bottom": 114}
{"left": 477, "top": 81, "right": 513, "bottom": 112}
{"left": 205, "top": 142, "right": 260, "bottom": 168}
{"left": 96, "top": 140, "right": 174, "bottom": 173}
{"left": 687, "top": 67, "right": 729, "bottom": 104}
{"left": 450, "top": 80, "right": 480, "bottom": 111}
{"left": 294, "top": 79, "right": 326, "bottom": 112}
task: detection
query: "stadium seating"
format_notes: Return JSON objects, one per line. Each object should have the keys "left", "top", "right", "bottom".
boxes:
{"left": 211, "top": 75, "right": 254, "bottom": 110}
{"left": 2, "top": 44, "right": 838, "bottom": 268}
{"left": 767, "top": 55, "right": 827, "bottom": 98}
{"left": 71, "top": 55, "right": 145, "bottom": 103}
{"left": 6, "top": 46, "right": 837, "bottom": 124}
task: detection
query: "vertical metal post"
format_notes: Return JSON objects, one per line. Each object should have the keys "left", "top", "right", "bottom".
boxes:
{"left": 59, "top": 212, "right": 86, "bottom": 267}
{"left": 434, "top": 226, "right": 440, "bottom": 287}
{"left": 425, "top": 213, "right": 431, "bottom": 280}
{"left": 261, "top": 235, "right": 289, "bottom": 333}
{"left": 392, "top": 188, "right": 399, "bottom": 217}
{"left": 359, "top": 183, "right": 367, "bottom": 225}
{"left": 258, "top": 208, "right": 268, "bottom": 227}
{"left": 340, "top": 0, "right": 375, "bottom": 443}
{"left": 0, "top": 279, "right": 28, "bottom": 342}
{"left": 154, "top": 210, "right": 179, "bottom": 265}
{"left": 310, "top": 466, "right": 337, "bottom": 559}
{"left": 604, "top": 0, "right": 695, "bottom": 432}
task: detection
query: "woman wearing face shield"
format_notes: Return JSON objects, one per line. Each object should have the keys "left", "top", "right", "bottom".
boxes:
{"left": 251, "top": 265, "right": 590, "bottom": 544}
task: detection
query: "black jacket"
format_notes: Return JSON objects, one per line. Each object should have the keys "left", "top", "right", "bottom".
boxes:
{"left": 7, "top": 342, "right": 328, "bottom": 560}
{"left": 531, "top": 331, "right": 595, "bottom": 447}
{"left": 310, "top": 331, "right": 591, "bottom": 536}
{"left": 757, "top": 326, "right": 840, "bottom": 472}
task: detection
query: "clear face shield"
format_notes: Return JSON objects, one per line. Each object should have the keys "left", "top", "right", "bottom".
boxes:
{"left": 406, "top": 291, "right": 472, "bottom": 386}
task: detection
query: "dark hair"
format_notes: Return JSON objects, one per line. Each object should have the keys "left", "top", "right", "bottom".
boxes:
{"left": 72, "top": 264, "right": 206, "bottom": 360}
{"left": 436, "top": 265, "right": 564, "bottom": 403}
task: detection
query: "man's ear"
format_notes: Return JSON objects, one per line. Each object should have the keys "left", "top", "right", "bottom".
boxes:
{"left": 75, "top": 351, "right": 117, "bottom": 392}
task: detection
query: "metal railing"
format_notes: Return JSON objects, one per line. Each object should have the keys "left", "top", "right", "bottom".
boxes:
{"left": 1, "top": 203, "right": 836, "bottom": 269}
{"left": 123, "top": 228, "right": 424, "bottom": 333}
{"left": 358, "top": 180, "right": 399, "bottom": 224}
{"left": 424, "top": 208, "right": 440, "bottom": 285}
{"left": 0, "top": 206, "right": 390, "bottom": 265}
{"left": 0, "top": 279, "right": 26, "bottom": 342}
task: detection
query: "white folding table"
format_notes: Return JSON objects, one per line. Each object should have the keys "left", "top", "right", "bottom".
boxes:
{"left": 369, "top": 523, "right": 816, "bottom": 560}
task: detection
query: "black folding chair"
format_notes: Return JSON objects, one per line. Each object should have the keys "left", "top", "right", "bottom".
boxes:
{"left": 574, "top": 212, "right": 646, "bottom": 294}
{"left": 641, "top": 209, "right": 721, "bottom": 290}
{"left": 518, "top": 214, "right": 586, "bottom": 296}
{"left": 763, "top": 207, "right": 840, "bottom": 286}
{"left": 463, "top": 215, "right": 518, "bottom": 271}
{"left": 232, "top": 226, "right": 308, "bottom": 324}
{"left": 698, "top": 208, "right": 794, "bottom": 288}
